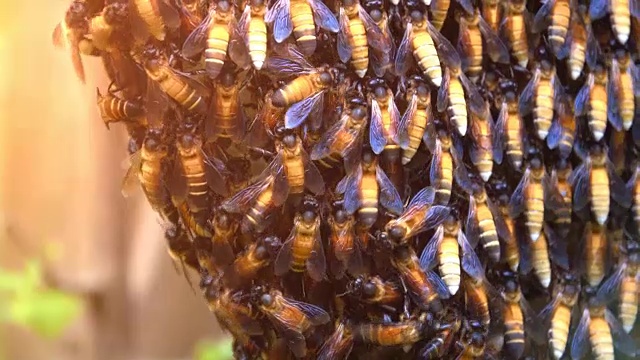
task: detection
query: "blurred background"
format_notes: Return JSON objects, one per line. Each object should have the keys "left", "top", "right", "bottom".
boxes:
{"left": 0, "top": 2, "right": 227, "bottom": 359}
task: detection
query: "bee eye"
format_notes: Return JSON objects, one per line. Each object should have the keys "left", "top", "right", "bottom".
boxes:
{"left": 374, "top": 87, "right": 386, "bottom": 99}
{"left": 319, "top": 72, "right": 333, "bottom": 85}
{"left": 369, "top": 9, "right": 382, "bottom": 21}
{"left": 351, "top": 106, "right": 366, "bottom": 120}
{"left": 389, "top": 227, "right": 406, "bottom": 241}
{"left": 260, "top": 294, "right": 273, "bottom": 306}
{"left": 410, "top": 10, "right": 422, "bottom": 23}
{"left": 363, "top": 283, "right": 376, "bottom": 296}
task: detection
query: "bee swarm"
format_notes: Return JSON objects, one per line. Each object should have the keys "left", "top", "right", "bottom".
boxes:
{"left": 55, "top": 0, "right": 640, "bottom": 359}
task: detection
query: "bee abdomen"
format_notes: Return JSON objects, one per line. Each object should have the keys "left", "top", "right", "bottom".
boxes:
{"left": 508, "top": 16, "right": 528, "bottom": 67}
{"left": 506, "top": 118, "right": 523, "bottom": 168}
{"left": 402, "top": 111, "right": 428, "bottom": 164}
{"left": 466, "top": 29, "right": 483, "bottom": 80}
{"left": 248, "top": 18, "right": 267, "bottom": 69}
{"left": 205, "top": 25, "right": 230, "bottom": 78}
{"left": 589, "top": 86, "right": 608, "bottom": 140}
{"left": 348, "top": 18, "right": 368, "bottom": 77}
{"left": 413, "top": 32, "right": 441, "bottom": 86}
{"left": 448, "top": 80, "right": 468, "bottom": 135}
{"left": 534, "top": 82, "right": 554, "bottom": 139}
{"left": 619, "top": 74, "right": 635, "bottom": 129}
{"left": 620, "top": 276, "right": 638, "bottom": 332}
{"left": 525, "top": 183, "right": 544, "bottom": 241}
{"left": 591, "top": 170, "right": 610, "bottom": 225}
{"left": 549, "top": 1, "right": 570, "bottom": 52}
{"left": 531, "top": 233, "right": 551, "bottom": 287}
{"left": 589, "top": 318, "right": 615, "bottom": 360}
{"left": 135, "top": 0, "right": 164, "bottom": 40}
{"left": 438, "top": 236, "right": 460, "bottom": 294}
{"left": 276, "top": 76, "right": 315, "bottom": 106}
{"left": 550, "top": 305, "right": 571, "bottom": 359}
{"left": 504, "top": 310, "right": 525, "bottom": 358}
{"left": 611, "top": 0, "right": 631, "bottom": 44}
{"left": 291, "top": 235, "right": 313, "bottom": 272}
{"left": 291, "top": 1, "right": 316, "bottom": 55}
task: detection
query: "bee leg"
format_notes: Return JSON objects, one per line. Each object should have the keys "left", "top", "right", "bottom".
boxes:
{"left": 247, "top": 146, "right": 275, "bottom": 160}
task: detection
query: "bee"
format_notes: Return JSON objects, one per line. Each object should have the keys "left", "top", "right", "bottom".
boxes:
{"left": 265, "top": 0, "right": 339, "bottom": 56}
{"left": 337, "top": 0, "right": 392, "bottom": 78}
{"left": 368, "top": 78, "right": 401, "bottom": 156}
{"left": 509, "top": 157, "right": 562, "bottom": 241}
{"left": 353, "top": 314, "right": 430, "bottom": 346}
{"left": 589, "top": 0, "right": 636, "bottom": 44}
{"left": 361, "top": 0, "right": 395, "bottom": 76}
{"left": 391, "top": 245, "right": 450, "bottom": 313}
{"left": 456, "top": 319, "right": 491, "bottom": 358}
{"left": 237, "top": 0, "right": 268, "bottom": 70}
{"left": 164, "top": 223, "right": 199, "bottom": 273}
{"left": 418, "top": 315, "right": 461, "bottom": 358}
{"left": 435, "top": 64, "right": 485, "bottom": 137}
{"left": 463, "top": 272, "right": 498, "bottom": 326}
{"left": 346, "top": 275, "right": 403, "bottom": 310}
{"left": 494, "top": 80, "right": 524, "bottom": 170}
{"left": 558, "top": 7, "right": 596, "bottom": 80}
{"left": 318, "top": 321, "right": 354, "bottom": 360}
{"left": 532, "top": 0, "right": 571, "bottom": 55}
{"left": 225, "top": 235, "right": 282, "bottom": 287}
{"left": 274, "top": 198, "right": 327, "bottom": 281}
{"left": 496, "top": 194, "right": 520, "bottom": 272}
{"left": 457, "top": 9, "right": 510, "bottom": 82}
{"left": 609, "top": 49, "right": 638, "bottom": 131}
{"left": 429, "top": 131, "right": 462, "bottom": 205}
{"left": 518, "top": 52, "right": 563, "bottom": 140}
{"left": 396, "top": 75, "right": 433, "bottom": 165}
{"left": 247, "top": 90, "right": 286, "bottom": 145}
{"left": 380, "top": 186, "right": 450, "bottom": 247}
{"left": 96, "top": 87, "right": 144, "bottom": 129}
{"left": 549, "top": 158, "right": 573, "bottom": 232}
{"left": 182, "top": 0, "right": 250, "bottom": 79}
{"left": 207, "top": 70, "right": 246, "bottom": 143}
{"left": 173, "top": 197, "right": 212, "bottom": 238}
{"left": 209, "top": 209, "right": 239, "bottom": 266}
{"left": 87, "top": 2, "right": 131, "bottom": 52}
{"left": 419, "top": 213, "right": 485, "bottom": 296}
{"left": 252, "top": 286, "right": 331, "bottom": 358}
{"left": 547, "top": 94, "right": 576, "bottom": 160}
{"left": 628, "top": 165, "right": 640, "bottom": 233}
{"left": 583, "top": 221, "right": 608, "bottom": 288}
{"left": 430, "top": 0, "right": 452, "bottom": 31}
{"left": 328, "top": 206, "right": 363, "bottom": 279}
{"left": 597, "top": 238, "right": 640, "bottom": 333}
{"left": 570, "top": 144, "right": 630, "bottom": 225}
{"left": 576, "top": 64, "right": 621, "bottom": 141}
{"left": 336, "top": 151, "right": 403, "bottom": 229}
{"left": 129, "top": 0, "right": 181, "bottom": 41}
{"left": 222, "top": 168, "right": 289, "bottom": 234}
{"left": 395, "top": 10, "right": 460, "bottom": 87}
{"left": 311, "top": 93, "right": 369, "bottom": 170}
{"left": 501, "top": 0, "right": 530, "bottom": 67}
{"left": 539, "top": 272, "right": 581, "bottom": 359}
{"left": 499, "top": 270, "right": 546, "bottom": 359}
{"left": 570, "top": 297, "right": 637, "bottom": 360}
{"left": 468, "top": 104, "right": 497, "bottom": 181}
{"left": 481, "top": 0, "right": 503, "bottom": 33}
{"left": 266, "top": 46, "right": 338, "bottom": 129}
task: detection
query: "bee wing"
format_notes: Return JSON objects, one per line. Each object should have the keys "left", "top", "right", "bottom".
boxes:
{"left": 456, "top": 18, "right": 471, "bottom": 72}
{"left": 465, "top": 195, "right": 480, "bottom": 248}
{"left": 182, "top": 13, "right": 213, "bottom": 57}
{"left": 520, "top": 296, "right": 546, "bottom": 344}
{"left": 369, "top": 98, "right": 387, "bottom": 154}
{"left": 518, "top": 69, "right": 539, "bottom": 116}
{"left": 222, "top": 175, "right": 271, "bottom": 213}
{"left": 270, "top": 320, "right": 307, "bottom": 358}
{"left": 229, "top": 20, "right": 252, "bottom": 70}
{"left": 310, "top": 0, "right": 340, "bottom": 33}
{"left": 570, "top": 307, "right": 591, "bottom": 360}
{"left": 311, "top": 114, "right": 345, "bottom": 160}
{"left": 459, "top": 230, "right": 483, "bottom": 280}
{"left": 517, "top": 228, "right": 533, "bottom": 275}
{"left": 488, "top": 196, "right": 512, "bottom": 241}
{"left": 121, "top": 150, "right": 143, "bottom": 198}
{"left": 633, "top": 0, "right": 640, "bottom": 18}
{"left": 376, "top": 164, "right": 404, "bottom": 215}
{"left": 337, "top": 8, "right": 353, "bottom": 63}
{"left": 546, "top": 113, "right": 564, "bottom": 150}
{"left": 347, "top": 233, "right": 366, "bottom": 276}
{"left": 340, "top": 166, "right": 363, "bottom": 215}
{"left": 585, "top": 25, "right": 601, "bottom": 69}
{"left": 388, "top": 92, "right": 401, "bottom": 142}
{"left": 274, "top": 228, "right": 295, "bottom": 276}
{"left": 608, "top": 162, "right": 632, "bottom": 208}
{"left": 360, "top": 7, "right": 391, "bottom": 53}
{"left": 397, "top": 93, "right": 418, "bottom": 149}
{"left": 589, "top": 0, "right": 609, "bottom": 20}
{"left": 408, "top": 185, "right": 437, "bottom": 208}
{"left": 302, "top": 147, "right": 326, "bottom": 195}
{"left": 424, "top": 205, "right": 451, "bottom": 231}
{"left": 545, "top": 224, "right": 570, "bottom": 270}
{"left": 285, "top": 91, "right": 325, "bottom": 129}
{"left": 425, "top": 270, "right": 452, "bottom": 299}
{"left": 532, "top": 0, "right": 554, "bottom": 33}
{"left": 429, "top": 140, "right": 443, "bottom": 184}
{"left": 436, "top": 67, "right": 451, "bottom": 113}
{"left": 238, "top": 5, "right": 252, "bottom": 41}
{"left": 456, "top": 0, "right": 474, "bottom": 15}
{"left": 608, "top": 62, "right": 624, "bottom": 131}
{"left": 427, "top": 22, "right": 462, "bottom": 71}
{"left": 419, "top": 225, "right": 444, "bottom": 271}
{"left": 478, "top": 16, "right": 510, "bottom": 64}
{"left": 492, "top": 101, "right": 507, "bottom": 165}
{"left": 201, "top": 152, "right": 230, "bottom": 197}
{"left": 543, "top": 172, "right": 565, "bottom": 211}
{"left": 508, "top": 168, "right": 531, "bottom": 217}
{"left": 569, "top": 162, "right": 590, "bottom": 211}
{"left": 267, "top": 0, "right": 293, "bottom": 43}
{"left": 318, "top": 323, "right": 353, "bottom": 360}
{"left": 461, "top": 74, "right": 487, "bottom": 118}
{"left": 307, "top": 226, "right": 328, "bottom": 281}
{"left": 395, "top": 23, "right": 413, "bottom": 76}
{"left": 285, "top": 296, "right": 332, "bottom": 326}
{"left": 538, "top": 294, "right": 561, "bottom": 327}
{"left": 605, "top": 309, "right": 637, "bottom": 356}
{"left": 596, "top": 263, "right": 625, "bottom": 304}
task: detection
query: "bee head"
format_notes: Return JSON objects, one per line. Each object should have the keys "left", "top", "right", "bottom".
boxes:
{"left": 250, "top": 0, "right": 265, "bottom": 8}
{"left": 261, "top": 235, "right": 283, "bottom": 256}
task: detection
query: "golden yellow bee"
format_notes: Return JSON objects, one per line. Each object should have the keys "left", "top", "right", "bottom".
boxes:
{"left": 589, "top": 0, "right": 637, "bottom": 44}
{"left": 557, "top": 8, "right": 597, "bottom": 80}
{"left": 582, "top": 221, "right": 608, "bottom": 288}
{"left": 609, "top": 50, "right": 638, "bottom": 131}
{"left": 268, "top": 133, "right": 325, "bottom": 197}
{"left": 362, "top": 0, "right": 395, "bottom": 76}
{"left": 539, "top": 272, "right": 581, "bottom": 359}
{"left": 497, "top": 194, "right": 520, "bottom": 272}
{"left": 436, "top": 65, "right": 486, "bottom": 137}
{"left": 238, "top": 0, "right": 268, "bottom": 70}
{"left": 207, "top": 70, "right": 245, "bottom": 143}
{"left": 368, "top": 78, "right": 401, "bottom": 155}
{"left": 533, "top": 0, "right": 571, "bottom": 55}
{"left": 468, "top": 104, "right": 497, "bottom": 181}
{"left": 96, "top": 88, "right": 144, "bottom": 129}
{"left": 501, "top": 0, "right": 530, "bottom": 67}
{"left": 576, "top": 64, "right": 619, "bottom": 141}
{"left": 225, "top": 235, "right": 282, "bottom": 287}
{"left": 429, "top": 131, "right": 462, "bottom": 205}
{"left": 494, "top": 80, "right": 524, "bottom": 170}
{"left": 173, "top": 197, "right": 212, "bottom": 238}
{"left": 328, "top": 206, "right": 363, "bottom": 279}
{"left": 337, "top": 0, "right": 392, "bottom": 77}
{"left": 481, "top": 0, "right": 503, "bottom": 33}
{"left": 130, "top": 0, "right": 181, "bottom": 41}
{"left": 395, "top": 10, "right": 461, "bottom": 87}
{"left": 353, "top": 317, "right": 428, "bottom": 346}
{"left": 547, "top": 94, "right": 576, "bottom": 160}
{"left": 519, "top": 59, "right": 563, "bottom": 140}
{"left": 396, "top": 76, "right": 433, "bottom": 164}
{"left": 266, "top": 0, "right": 340, "bottom": 56}
{"left": 463, "top": 274, "right": 495, "bottom": 326}
{"left": 549, "top": 159, "right": 573, "bottom": 232}
{"left": 182, "top": 0, "right": 252, "bottom": 79}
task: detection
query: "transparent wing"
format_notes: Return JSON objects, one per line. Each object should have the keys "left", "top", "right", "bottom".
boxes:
{"left": 268, "top": 0, "right": 293, "bottom": 43}
{"left": 394, "top": 24, "right": 413, "bottom": 76}
{"left": 518, "top": 69, "right": 539, "bottom": 116}
{"left": 376, "top": 165, "right": 403, "bottom": 215}
{"left": 369, "top": 98, "right": 387, "bottom": 154}
{"left": 570, "top": 308, "right": 591, "bottom": 360}
{"left": 285, "top": 91, "right": 325, "bottom": 129}
{"left": 459, "top": 230, "right": 483, "bottom": 280}
{"left": 310, "top": 0, "right": 340, "bottom": 32}
{"left": 479, "top": 16, "right": 510, "bottom": 63}
{"left": 509, "top": 168, "right": 531, "bottom": 217}
{"left": 307, "top": 227, "right": 328, "bottom": 281}
{"left": 605, "top": 309, "right": 637, "bottom": 356}
{"left": 419, "top": 225, "right": 443, "bottom": 270}
{"left": 337, "top": 8, "right": 353, "bottom": 63}
{"left": 397, "top": 93, "right": 418, "bottom": 149}
{"left": 182, "top": 13, "right": 212, "bottom": 57}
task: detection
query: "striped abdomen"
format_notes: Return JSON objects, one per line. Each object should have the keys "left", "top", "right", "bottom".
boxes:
{"left": 619, "top": 70, "right": 635, "bottom": 130}
{"left": 471, "top": 117, "right": 493, "bottom": 181}
{"left": 550, "top": 304, "right": 571, "bottom": 359}
{"left": 588, "top": 317, "right": 614, "bottom": 360}
{"left": 555, "top": 181, "right": 572, "bottom": 227}
{"left": 506, "top": 110, "right": 523, "bottom": 168}
{"left": 435, "top": 151, "right": 453, "bottom": 204}
{"left": 134, "top": 0, "right": 165, "bottom": 40}
{"left": 590, "top": 167, "right": 610, "bottom": 225}
{"left": 205, "top": 22, "right": 230, "bottom": 79}
{"left": 476, "top": 202, "right": 500, "bottom": 262}
{"left": 503, "top": 303, "right": 525, "bottom": 359}
{"left": 291, "top": 224, "right": 316, "bottom": 272}
{"left": 431, "top": 0, "right": 450, "bottom": 30}
{"left": 465, "top": 281, "right": 490, "bottom": 325}
{"left": 611, "top": 0, "right": 631, "bottom": 44}
{"left": 507, "top": 14, "right": 528, "bottom": 67}
{"left": 212, "top": 89, "right": 239, "bottom": 138}
{"left": 549, "top": 0, "right": 570, "bottom": 53}
{"left": 154, "top": 68, "right": 206, "bottom": 113}
{"left": 620, "top": 275, "right": 638, "bottom": 332}
{"left": 98, "top": 95, "right": 142, "bottom": 122}
{"left": 438, "top": 234, "right": 461, "bottom": 295}
{"left": 525, "top": 181, "right": 544, "bottom": 241}
{"left": 355, "top": 323, "right": 422, "bottom": 346}
{"left": 233, "top": 244, "right": 265, "bottom": 280}
{"left": 177, "top": 200, "right": 211, "bottom": 237}
{"left": 291, "top": 0, "right": 316, "bottom": 55}
{"left": 248, "top": 17, "right": 267, "bottom": 69}
{"left": 246, "top": 185, "right": 274, "bottom": 228}
{"left": 275, "top": 74, "right": 317, "bottom": 106}
{"left": 586, "top": 227, "right": 606, "bottom": 287}
{"left": 464, "top": 26, "right": 483, "bottom": 81}
{"left": 531, "top": 232, "right": 551, "bottom": 287}
{"left": 502, "top": 210, "right": 519, "bottom": 271}
{"left": 359, "top": 172, "right": 379, "bottom": 227}
{"left": 534, "top": 77, "right": 554, "bottom": 139}
{"left": 589, "top": 82, "right": 608, "bottom": 140}
{"left": 140, "top": 150, "right": 168, "bottom": 213}
{"left": 179, "top": 151, "right": 210, "bottom": 212}
{"left": 284, "top": 152, "right": 305, "bottom": 194}
{"left": 483, "top": 3, "right": 501, "bottom": 32}
{"left": 568, "top": 22, "right": 587, "bottom": 79}
{"left": 402, "top": 108, "right": 428, "bottom": 164}
{"left": 448, "top": 77, "right": 468, "bottom": 135}
{"left": 412, "top": 30, "right": 441, "bottom": 86}
{"left": 348, "top": 15, "right": 368, "bottom": 77}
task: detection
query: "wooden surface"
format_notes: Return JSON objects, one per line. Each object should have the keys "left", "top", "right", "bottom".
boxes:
{"left": 0, "top": 2, "right": 224, "bottom": 359}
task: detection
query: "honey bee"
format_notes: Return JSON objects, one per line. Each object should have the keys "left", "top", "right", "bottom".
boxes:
{"left": 207, "top": 70, "right": 246, "bottom": 143}
{"left": 368, "top": 78, "right": 400, "bottom": 156}
{"left": 429, "top": 0, "right": 452, "bottom": 31}
{"left": 609, "top": 49, "right": 638, "bottom": 131}
{"left": 481, "top": 0, "right": 503, "bottom": 33}
{"left": 417, "top": 314, "right": 461, "bottom": 358}
{"left": 557, "top": 7, "right": 597, "bottom": 80}
{"left": 237, "top": 0, "right": 268, "bottom": 70}
{"left": 518, "top": 52, "right": 563, "bottom": 140}
{"left": 222, "top": 168, "right": 289, "bottom": 234}
{"left": 353, "top": 314, "right": 430, "bottom": 346}
{"left": 468, "top": 104, "right": 497, "bottom": 181}
{"left": 419, "top": 213, "right": 484, "bottom": 296}
{"left": 589, "top": 0, "right": 637, "bottom": 44}
{"left": 494, "top": 80, "right": 524, "bottom": 170}
{"left": 265, "top": 0, "right": 340, "bottom": 56}
{"left": 463, "top": 272, "right": 499, "bottom": 326}
{"left": 164, "top": 223, "right": 200, "bottom": 273}
{"left": 570, "top": 297, "right": 637, "bottom": 360}
{"left": 225, "top": 235, "right": 282, "bottom": 287}
{"left": 328, "top": 206, "right": 363, "bottom": 279}
{"left": 362, "top": 0, "right": 395, "bottom": 76}
{"left": 455, "top": 319, "right": 495, "bottom": 359}
{"left": 576, "top": 64, "right": 621, "bottom": 141}
{"left": 396, "top": 76, "right": 433, "bottom": 165}
{"left": 597, "top": 238, "right": 640, "bottom": 333}
{"left": 247, "top": 89, "right": 286, "bottom": 146}
{"left": 429, "top": 131, "right": 462, "bottom": 205}
{"left": 337, "top": 0, "right": 392, "bottom": 78}
{"left": 539, "top": 272, "right": 581, "bottom": 359}
{"left": 318, "top": 320, "right": 354, "bottom": 360}
{"left": 436, "top": 65, "right": 485, "bottom": 137}
{"left": 496, "top": 193, "right": 520, "bottom": 272}
{"left": 457, "top": 9, "right": 510, "bottom": 82}
{"left": 252, "top": 286, "right": 331, "bottom": 358}
{"left": 570, "top": 143, "right": 630, "bottom": 225}
{"left": 129, "top": 0, "right": 181, "bottom": 41}
{"left": 266, "top": 45, "right": 338, "bottom": 129}
{"left": 173, "top": 197, "right": 212, "bottom": 238}
{"left": 96, "top": 87, "right": 144, "bottom": 129}
{"left": 498, "top": 270, "right": 546, "bottom": 359}
{"left": 547, "top": 94, "right": 576, "bottom": 160}
{"left": 346, "top": 274, "right": 403, "bottom": 310}
{"left": 628, "top": 165, "right": 640, "bottom": 232}
{"left": 582, "top": 221, "right": 609, "bottom": 288}
{"left": 395, "top": 10, "right": 461, "bottom": 87}
{"left": 391, "top": 245, "right": 450, "bottom": 313}
{"left": 336, "top": 151, "right": 403, "bottom": 228}
{"left": 548, "top": 158, "right": 573, "bottom": 233}
{"left": 532, "top": 0, "right": 571, "bottom": 55}
{"left": 182, "top": 0, "right": 250, "bottom": 79}
{"left": 274, "top": 198, "right": 327, "bottom": 281}
{"left": 87, "top": 2, "right": 131, "bottom": 52}
{"left": 501, "top": 0, "right": 530, "bottom": 67}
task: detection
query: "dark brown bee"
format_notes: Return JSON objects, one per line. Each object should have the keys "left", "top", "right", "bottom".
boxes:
{"left": 417, "top": 314, "right": 461, "bottom": 358}
{"left": 252, "top": 286, "right": 331, "bottom": 358}
{"left": 96, "top": 87, "right": 144, "bottom": 129}
{"left": 318, "top": 320, "right": 354, "bottom": 360}
{"left": 225, "top": 235, "right": 282, "bottom": 287}
{"left": 129, "top": 0, "right": 181, "bottom": 42}
{"left": 346, "top": 274, "right": 403, "bottom": 310}
{"left": 164, "top": 223, "right": 199, "bottom": 273}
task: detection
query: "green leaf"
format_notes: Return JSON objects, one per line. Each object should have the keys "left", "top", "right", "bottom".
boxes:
{"left": 194, "top": 338, "right": 233, "bottom": 360}
{"left": 0, "top": 261, "right": 42, "bottom": 293}
{"left": 8, "top": 289, "right": 82, "bottom": 338}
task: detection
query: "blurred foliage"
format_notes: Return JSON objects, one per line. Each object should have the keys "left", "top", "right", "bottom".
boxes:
{"left": 0, "top": 240, "right": 82, "bottom": 339}
{"left": 194, "top": 338, "right": 233, "bottom": 360}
